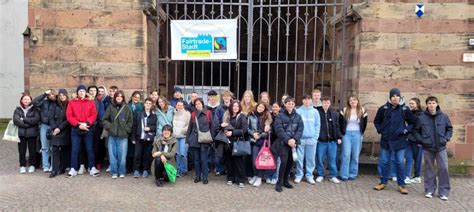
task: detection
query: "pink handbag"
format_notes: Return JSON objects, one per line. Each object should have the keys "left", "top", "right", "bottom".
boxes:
{"left": 255, "top": 138, "right": 276, "bottom": 170}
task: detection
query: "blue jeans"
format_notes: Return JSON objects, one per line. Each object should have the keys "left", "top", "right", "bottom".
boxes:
{"left": 265, "top": 157, "right": 281, "bottom": 180}
{"left": 190, "top": 146, "right": 209, "bottom": 179}
{"left": 176, "top": 137, "right": 188, "bottom": 175}
{"left": 317, "top": 141, "right": 338, "bottom": 178}
{"left": 108, "top": 136, "right": 128, "bottom": 175}
{"left": 379, "top": 148, "right": 406, "bottom": 186}
{"left": 340, "top": 130, "right": 362, "bottom": 179}
{"left": 70, "top": 128, "right": 95, "bottom": 170}
{"left": 40, "top": 124, "right": 51, "bottom": 169}
{"left": 406, "top": 143, "right": 423, "bottom": 178}
{"left": 295, "top": 138, "right": 317, "bottom": 180}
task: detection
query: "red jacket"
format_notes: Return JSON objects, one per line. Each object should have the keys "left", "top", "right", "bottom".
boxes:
{"left": 66, "top": 97, "right": 97, "bottom": 127}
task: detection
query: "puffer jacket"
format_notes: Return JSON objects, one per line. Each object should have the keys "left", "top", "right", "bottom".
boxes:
{"left": 186, "top": 108, "right": 219, "bottom": 148}
{"left": 33, "top": 93, "right": 56, "bottom": 125}
{"left": 152, "top": 136, "right": 178, "bottom": 168}
{"left": 317, "top": 107, "right": 342, "bottom": 142}
{"left": 48, "top": 102, "right": 71, "bottom": 146}
{"left": 103, "top": 103, "right": 133, "bottom": 139}
{"left": 373, "top": 98, "right": 416, "bottom": 150}
{"left": 13, "top": 105, "right": 41, "bottom": 138}
{"left": 248, "top": 112, "right": 271, "bottom": 146}
{"left": 66, "top": 97, "right": 97, "bottom": 127}
{"left": 156, "top": 107, "right": 174, "bottom": 136}
{"left": 227, "top": 113, "right": 249, "bottom": 142}
{"left": 131, "top": 110, "right": 157, "bottom": 141}
{"left": 414, "top": 106, "right": 453, "bottom": 153}
{"left": 407, "top": 109, "right": 422, "bottom": 143}
{"left": 272, "top": 108, "right": 304, "bottom": 148}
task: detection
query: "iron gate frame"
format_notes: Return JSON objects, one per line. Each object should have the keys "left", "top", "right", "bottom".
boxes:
{"left": 154, "top": 0, "right": 348, "bottom": 104}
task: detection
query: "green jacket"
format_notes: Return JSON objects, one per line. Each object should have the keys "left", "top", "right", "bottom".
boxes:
{"left": 152, "top": 136, "right": 177, "bottom": 168}
{"left": 103, "top": 103, "right": 133, "bottom": 138}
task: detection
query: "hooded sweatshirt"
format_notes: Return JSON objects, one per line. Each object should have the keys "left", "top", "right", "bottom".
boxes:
{"left": 296, "top": 105, "right": 321, "bottom": 139}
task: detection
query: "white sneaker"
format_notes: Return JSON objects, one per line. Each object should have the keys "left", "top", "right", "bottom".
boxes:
{"left": 266, "top": 178, "right": 271, "bottom": 184}
{"left": 294, "top": 177, "right": 302, "bottom": 184}
{"left": 238, "top": 183, "right": 245, "bottom": 188}
{"left": 440, "top": 195, "right": 448, "bottom": 201}
{"left": 112, "top": 175, "right": 118, "bottom": 179}
{"left": 391, "top": 177, "right": 397, "bottom": 182}
{"left": 307, "top": 177, "right": 316, "bottom": 185}
{"left": 411, "top": 177, "right": 422, "bottom": 184}
{"left": 227, "top": 181, "right": 233, "bottom": 185}
{"left": 425, "top": 192, "right": 433, "bottom": 198}
{"left": 67, "top": 168, "right": 77, "bottom": 177}
{"left": 253, "top": 178, "right": 262, "bottom": 187}
{"left": 119, "top": 174, "right": 125, "bottom": 178}
{"left": 78, "top": 165, "right": 85, "bottom": 175}
{"left": 329, "top": 177, "right": 340, "bottom": 184}
{"left": 404, "top": 177, "right": 412, "bottom": 184}
{"left": 20, "top": 166, "right": 26, "bottom": 174}
{"left": 270, "top": 179, "right": 278, "bottom": 185}
{"left": 106, "top": 166, "right": 110, "bottom": 173}
{"left": 249, "top": 176, "right": 257, "bottom": 185}
{"left": 28, "top": 166, "right": 35, "bottom": 173}
{"left": 89, "top": 167, "right": 100, "bottom": 177}
{"left": 43, "top": 167, "right": 51, "bottom": 172}
{"left": 315, "top": 176, "right": 324, "bottom": 183}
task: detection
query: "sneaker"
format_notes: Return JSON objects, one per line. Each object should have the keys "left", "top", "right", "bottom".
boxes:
{"left": 247, "top": 177, "right": 252, "bottom": 183}
{"left": 28, "top": 166, "right": 35, "bottom": 173}
{"left": 439, "top": 195, "right": 448, "bottom": 201}
{"left": 133, "top": 170, "right": 140, "bottom": 178}
{"left": 398, "top": 186, "right": 408, "bottom": 195}
{"left": 249, "top": 176, "right": 257, "bottom": 185}
{"left": 270, "top": 179, "right": 278, "bottom": 185}
{"left": 404, "top": 177, "right": 412, "bottom": 184}
{"left": 78, "top": 165, "right": 85, "bottom": 175}
{"left": 253, "top": 178, "right": 262, "bottom": 187}
{"left": 329, "top": 177, "right": 340, "bottom": 184}
{"left": 294, "top": 177, "right": 302, "bottom": 184}
{"left": 67, "top": 168, "right": 77, "bottom": 177}
{"left": 20, "top": 166, "right": 26, "bottom": 174}
{"left": 215, "top": 171, "right": 222, "bottom": 176}
{"left": 266, "top": 178, "right": 271, "bottom": 184}
{"left": 411, "top": 177, "right": 422, "bottom": 184}
{"left": 307, "top": 177, "right": 316, "bottom": 185}
{"left": 106, "top": 166, "right": 110, "bottom": 173}
{"left": 89, "top": 167, "right": 100, "bottom": 177}
{"left": 43, "top": 167, "right": 51, "bottom": 173}
{"left": 425, "top": 192, "right": 433, "bottom": 198}
{"left": 239, "top": 183, "right": 245, "bottom": 188}
{"left": 227, "top": 181, "right": 233, "bottom": 185}
{"left": 315, "top": 176, "right": 324, "bottom": 183}
{"left": 142, "top": 170, "right": 149, "bottom": 178}
{"left": 119, "top": 174, "right": 125, "bottom": 178}
{"left": 111, "top": 174, "right": 118, "bottom": 179}
{"left": 374, "top": 183, "right": 386, "bottom": 191}
{"left": 391, "top": 177, "right": 397, "bottom": 182}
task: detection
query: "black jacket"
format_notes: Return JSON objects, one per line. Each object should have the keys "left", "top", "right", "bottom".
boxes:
{"left": 227, "top": 113, "right": 249, "bottom": 142}
{"left": 33, "top": 93, "right": 56, "bottom": 125}
{"left": 272, "top": 109, "right": 304, "bottom": 152}
{"left": 407, "top": 109, "right": 422, "bottom": 143}
{"left": 339, "top": 107, "right": 368, "bottom": 135}
{"left": 414, "top": 107, "right": 453, "bottom": 153}
{"left": 48, "top": 102, "right": 71, "bottom": 146}
{"left": 186, "top": 108, "right": 219, "bottom": 148}
{"left": 317, "top": 107, "right": 342, "bottom": 142}
{"left": 131, "top": 110, "right": 158, "bottom": 141}
{"left": 13, "top": 105, "right": 41, "bottom": 138}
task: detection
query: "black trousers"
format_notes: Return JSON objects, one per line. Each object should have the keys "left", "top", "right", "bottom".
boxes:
{"left": 51, "top": 145, "right": 70, "bottom": 172}
{"left": 154, "top": 158, "right": 169, "bottom": 181}
{"left": 133, "top": 139, "right": 153, "bottom": 171}
{"left": 18, "top": 136, "right": 37, "bottom": 167}
{"left": 224, "top": 149, "right": 246, "bottom": 184}
{"left": 277, "top": 146, "right": 293, "bottom": 186}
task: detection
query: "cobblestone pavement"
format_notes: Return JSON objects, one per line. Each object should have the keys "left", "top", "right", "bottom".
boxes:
{"left": 0, "top": 139, "right": 473, "bottom": 211}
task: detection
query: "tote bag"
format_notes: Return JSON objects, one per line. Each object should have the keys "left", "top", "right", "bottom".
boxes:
{"left": 3, "top": 120, "right": 20, "bottom": 143}
{"left": 255, "top": 138, "right": 276, "bottom": 170}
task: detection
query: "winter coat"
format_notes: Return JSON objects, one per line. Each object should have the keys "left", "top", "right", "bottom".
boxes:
{"left": 103, "top": 96, "right": 113, "bottom": 112}
{"left": 33, "top": 93, "right": 56, "bottom": 125}
{"left": 414, "top": 107, "right": 453, "bottom": 153}
{"left": 296, "top": 105, "right": 320, "bottom": 139}
{"left": 215, "top": 104, "right": 229, "bottom": 124}
{"left": 339, "top": 107, "right": 368, "bottom": 135}
{"left": 272, "top": 108, "right": 304, "bottom": 152}
{"left": 317, "top": 107, "right": 342, "bottom": 142}
{"left": 48, "top": 102, "right": 71, "bottom": 146}
{"left": 92, "top": 98, "right": 105, "bottom": 124}
{"left": 128, "top": 102, "right": 144, "bottom": 114}
{"left": 248, "top": 112, "right": 271, "bottom": 146}
{"left": 407, "top": 109, "right": 422, "bottom": 143}
{"left": 13, "top": 105, "right": 40, "bottom": 138}
{"left": 227, "top": 113, "right": 249, "bottom": 142}
{"left": 131, "top": 110, "right": 157, "bottom": 141}
{"left": 152, "top": 136, "right": 178, "bottom": 168}
{"left": 156, "top": 107, "right": 174, "bottom": 136}
{"left": 66, "top": 97, "right": 97, "bottom": 127}
{"left": 172, "top": 109, "right": 191, "bottom": 138}
{"left": 103, "top": 103, "right": 133, "bottom": 139}
{"left": 186, "top": 108, "right": 219, "bottom": 148}
{"left": 373, "top": 99, "right": 416, "bottom": 151}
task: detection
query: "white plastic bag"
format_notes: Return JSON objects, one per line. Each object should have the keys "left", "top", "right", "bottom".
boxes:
{"left": 3, "top": 120, "right": 20, "bottom": 143}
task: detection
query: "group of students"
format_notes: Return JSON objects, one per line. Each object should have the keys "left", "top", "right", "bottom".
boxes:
{"left": 12, "top": 85, "right": 452, "bottom": 198}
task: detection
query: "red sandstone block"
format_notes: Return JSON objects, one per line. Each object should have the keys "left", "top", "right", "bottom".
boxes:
{"left": 359, "top": 79, "right": 474, "bottom": 96}
{"left": 30, "top": 46, "right": 58, "bottom": 61}
{"left": 361, "top": 19, "right": 379, "bottom": 32}
{"left": 362, "top": 19, "right": 469, "bottom": 33}
{"left": 379, "top": 20, "right": 419, "bottom": 33}
{"left": 466, "top": 125, "right": 474, "bottom": 144}
{"left": 66, "top": 75, "right": 102, "bottom": 88}
{"left": 454, "top": 143, "right": 474, "bottom": 160}
{"left": 77, "top": 48, "right": 143, "bottom": 62}
{"left": 28, "top": 8, "right": 36, "bottom": 27}
{"left": 34, "top": 8, "right": 57, "bottom": 27}
{"left": 103, "top": 76, "right": 143, "bottom": 89}
{"left": 30, "top": 74, "right": 64, "bottom": 87}
{"left": 35, "top": 10, "right": 143, "bottom": 29}
{"left": 359, "top": 49, "right": 463, "bottom": 66}
{"left": 55, "top": 10, "right": 92, "bottom": 29}
{"left": 58, "top": 47, "right": 79, "bottom": 61}
{"left": 419, "top": 20, "right": 469, "bottom": 33}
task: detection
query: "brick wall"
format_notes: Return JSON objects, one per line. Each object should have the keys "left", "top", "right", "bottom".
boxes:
{"left": 351, "top": 0, "right": 474, "bottom": 162}
{"left": 27, "top": 0, "right": 152, "bottom": 96}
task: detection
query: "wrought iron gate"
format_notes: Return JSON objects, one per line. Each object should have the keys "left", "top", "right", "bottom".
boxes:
{"left": 155, "top": 0, "right": 348, "bottom": 103}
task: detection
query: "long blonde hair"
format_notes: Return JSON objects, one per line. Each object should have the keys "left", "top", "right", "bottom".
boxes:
{"left": 241, "top": 90, "right": 256, "bottom": 114}
{"left": 344, "top": 94, "right": 364, "bottom": 120}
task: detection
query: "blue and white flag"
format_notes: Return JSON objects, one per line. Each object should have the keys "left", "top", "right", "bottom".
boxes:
{"left": 416, "top": 4, "right": 424, "bottom": 17}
